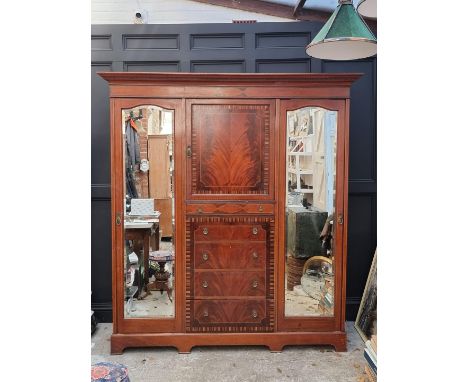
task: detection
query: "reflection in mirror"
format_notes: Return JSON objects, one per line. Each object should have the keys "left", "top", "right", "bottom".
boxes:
{"left": 122, "top": 105, "right": 175, "bottom": 318}
{"left": 285, "top": 107, "right": 337, "bottom": 317}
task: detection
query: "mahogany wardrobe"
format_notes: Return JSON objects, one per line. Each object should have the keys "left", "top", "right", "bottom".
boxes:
{"left": 99, "top": 72, "right": 360, "bottom": 354}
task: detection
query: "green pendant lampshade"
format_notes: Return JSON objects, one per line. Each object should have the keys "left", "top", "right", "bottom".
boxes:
{"left": 306, "top": 0, "right": 376, "bottom": 61}
{"left": 357, "top": 0, "right": 377, "bottom": 19}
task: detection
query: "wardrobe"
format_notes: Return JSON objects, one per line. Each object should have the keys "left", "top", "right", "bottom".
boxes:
{"left": 99, "top": 72, "right": 359, "bottom": 354}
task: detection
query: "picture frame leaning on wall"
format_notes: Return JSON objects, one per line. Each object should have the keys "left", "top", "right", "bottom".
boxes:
{"left": 355, "top": 249, "right": 377, "bottom": 342}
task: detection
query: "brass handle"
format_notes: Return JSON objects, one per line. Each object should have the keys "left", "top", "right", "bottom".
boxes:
{"left": 203, "top": 310, "right": 209, "bottom": 317}
{"left": 197, "top": 208, "right": 203, "bottom": 213}
{"left": 202, "top": 280, "right": 208, "bottom": 288}
{"left": 252, "top": 227, "right": 258, "bottom": 235}
{"left": 116, "top": 213, "right": 121, "bottom": 226}
{"left": 259, "top": 205, "right": 264, "bottom": 212}
{"left": 203, "top": 227, "right": 209, "bottom": 235}
{"left": 252, "top": 280, "right": 258, "bottom": 288}
{"left": 337, "top": 214, "right": 343, "bottom": 225}
{"left": 252, "top": 309, "right": 258, "bottom": 318}
{"left": 252, "top": 252, "right": 258, "bottom": 259}
{"left": 202, "top": 253, "right": 209, "bottom": 261}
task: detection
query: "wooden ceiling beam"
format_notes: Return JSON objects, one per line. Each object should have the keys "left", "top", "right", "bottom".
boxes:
{"left": 192, "top": 0, "right": 328, "bottom": 22}
{"left": 293, "top": 0, "right": 307, "bottom": 17}
{"left": 191, "top": 0, "right": 377, "bottom": 33}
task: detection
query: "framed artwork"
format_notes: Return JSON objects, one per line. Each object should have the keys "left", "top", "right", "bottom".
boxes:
{"left": 355, "top": 250, "right": 377, "bottom": 342}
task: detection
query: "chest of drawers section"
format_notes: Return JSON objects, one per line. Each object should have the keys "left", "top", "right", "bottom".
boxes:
{"left": 186, "top": 215, "right": 275, "bottom": 332}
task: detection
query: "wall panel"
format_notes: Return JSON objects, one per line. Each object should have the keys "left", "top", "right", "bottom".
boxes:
{"left": 92, "top": 35, "right": 112, "bottom": 51}
{"left": 91, "top": 62, "right": 112, "bottom": 186}
{"left": 124, "top": 61, "right": 180, "bottom": 72}
{"left": 256, "top": 58, "right": 310, "bottom": 73}
{"left": 123, "top": 34, "right": 179, "bottom": 50}
{"left": 255, "top": 32, "right": 310, "bottom": 48}
{"left": 322, "top": 59, "right": 377, "bottom": 183}
{"left": 190, "top": 34, "right": 244, "bottom": 49}
{"left": 191, "top": 60, "right": 246, "bottom": 73}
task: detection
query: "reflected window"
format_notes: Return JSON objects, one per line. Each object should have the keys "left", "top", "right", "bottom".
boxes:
{"left": 122, "top": 105, "right": 175, "bottom": 318}
{"left": 285, "top": 107, "right": 337, "bottom": 317}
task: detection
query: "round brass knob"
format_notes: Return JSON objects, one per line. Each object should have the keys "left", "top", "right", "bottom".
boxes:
{"left": 252, "top": 252, "right": 258, "bottom": 259}
{"left": 203, "top": 227, "right": 209, "bottom": 235}
{"left": 252, "top": 280, "right": 258, "bottom": 288}
{"left": 252, "top": 227, "right": 258, "bottom": 235}
{"left": 202, "top": 253, "right": 209, "bottom": 261}
{"left": 252, "top": 309, "right": 258, "bottom": 318}
{"left": 259, "top": 206, "right": 264, "bottom": 212}
{"left": 202, "top": 280, "right": 208, "bottom": 288}
{"left": 203, "top": 310, "right": 209, "bottom": 317}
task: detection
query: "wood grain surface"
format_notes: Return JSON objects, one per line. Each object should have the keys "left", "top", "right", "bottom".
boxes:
{"left": 193, "top": 299, "right": 266, "bottom": 324}
{"left": 193, "top": 271, "right": 266, "bottom": 297}
{"left": 193, "top": 223, "right": 267, "bottom": 241}
{"left": 194, "top": 242, "right": 266, "bottom": 269}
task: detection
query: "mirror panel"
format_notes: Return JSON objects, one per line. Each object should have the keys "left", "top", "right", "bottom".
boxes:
{"left": 285, "top": 106, "right": 337, "bottom": 317}
{"left": 122, "top": 105, "right": 175, "bottom": 318}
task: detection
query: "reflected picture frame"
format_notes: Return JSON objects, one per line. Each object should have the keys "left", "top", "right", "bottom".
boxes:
{"left": 355, "top": 249, "right": 377, "bottom": 342}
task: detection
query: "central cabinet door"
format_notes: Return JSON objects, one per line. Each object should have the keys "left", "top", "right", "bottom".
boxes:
{"left": 185, "top": 99, "right": 276, "bottom": 333}
{"left": 186, "top": 99, "right": 275, "bottom": 200}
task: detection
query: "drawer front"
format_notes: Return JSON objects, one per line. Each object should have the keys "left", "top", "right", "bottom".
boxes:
{"left": 186, "top": 203, "right": 274, "bottom": 215}
{"left": 186, "top": 216, "right": 275, "bottom": 332}
{"left": 194, "top": 224, "right": 266, "bottom": 241}
{"left": 193, "top": 299, "right": 266, "bottom": 324}
{"left": 194, "top": 271, "right": 266, "bottom": 298}
{"left": 194, "top": 242, "right": 266, "bottom": 270}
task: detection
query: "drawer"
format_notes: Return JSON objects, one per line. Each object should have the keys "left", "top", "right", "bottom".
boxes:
{"left": 193, "top": 271, "right": 265, "bottom": 298}
{"left": 194, "top": 242, "right": 266, "bottom": 270}
{"left": 186, "top": 203, "right": 274, "bottom": 215}
{"left": 194, "top": 224, "right": 266, "bottom": 241}
{"left": 193, "top": 299, "right": 266, "bottom": 324}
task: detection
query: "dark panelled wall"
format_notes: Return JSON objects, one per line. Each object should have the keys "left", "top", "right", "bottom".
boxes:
{"left": 91, "top": 23, "right": 377, "bottom": 322}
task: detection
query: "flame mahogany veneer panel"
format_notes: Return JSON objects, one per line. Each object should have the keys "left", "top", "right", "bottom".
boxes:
{"left": 190, "top": 103, "right": 272, "bottom": 197}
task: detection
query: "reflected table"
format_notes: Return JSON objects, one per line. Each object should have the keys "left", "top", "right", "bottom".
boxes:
{"left": 148, "top": 251, "right": 174, "bottom": 302}
{"left": 124, "top": 220, "right": 160, "bottom": 299}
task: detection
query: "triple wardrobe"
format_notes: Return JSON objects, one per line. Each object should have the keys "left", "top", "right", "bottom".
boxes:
{"left": 99, "top": 72, "right": 359, "bottom": 354}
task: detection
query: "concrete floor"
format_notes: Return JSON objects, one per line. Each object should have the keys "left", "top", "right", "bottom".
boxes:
{"left": 92, "top": 322, "right": 367, "bottom": 382}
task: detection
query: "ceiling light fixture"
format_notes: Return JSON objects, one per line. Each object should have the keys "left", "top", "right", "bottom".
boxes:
{"left": 305, "top": 0, "right": 376, "bottom": 61}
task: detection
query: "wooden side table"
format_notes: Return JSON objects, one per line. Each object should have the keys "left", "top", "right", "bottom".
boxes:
{"left": 148, "top": 251, "right": 175, "bottom": 302}
{"left": 125, "top": 221, "right": 160, "bottom": 299}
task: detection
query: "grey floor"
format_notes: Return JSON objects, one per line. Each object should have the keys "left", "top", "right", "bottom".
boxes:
{"left": 92, "top": 322, "right": 367, "bottom": 382}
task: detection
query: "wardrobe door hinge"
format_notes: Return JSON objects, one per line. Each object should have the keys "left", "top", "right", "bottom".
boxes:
{"left": 186, "top": 146, "right": 192, "bottom": 158}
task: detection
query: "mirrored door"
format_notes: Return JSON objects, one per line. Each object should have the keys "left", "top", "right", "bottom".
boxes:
{"left": 122, "top": 104, "right": 175, "bottom": 319}
{"left": 113, "top": 99, "right": 183, "bottom": 333}
{"left": 278, "top": 99, "right": 346, "bottom": 331}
